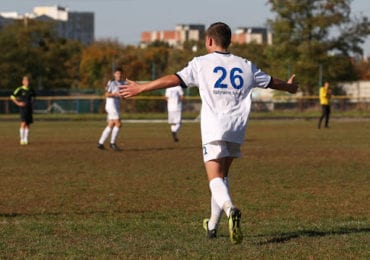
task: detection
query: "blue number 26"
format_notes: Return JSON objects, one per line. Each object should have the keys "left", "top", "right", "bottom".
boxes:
{"left": 213, "top": 66, "right": 244, "bottom": 89}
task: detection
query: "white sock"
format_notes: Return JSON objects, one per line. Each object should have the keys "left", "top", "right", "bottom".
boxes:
{"left": 209, "top": 177, "right": 234, "bottom": 218}
{"left": 208, "top": 177, "right": 230, "bottom": 230}
{"left": 98, "top": 126, "right": 112, "bottom": 144}
{"left": 110, "top": 126, "right": 120, "bottom": 144}
{"left": 208, "top": 196, "right": 222, "bottom": 230}
{"left": 19, "top": 128, "right": 25, "bottom": 142}
{"left": 24, "top": 128, "right": 29, "bottom": 142}
{"left": 171, "top": 123, "right": 181, "bottom": 133}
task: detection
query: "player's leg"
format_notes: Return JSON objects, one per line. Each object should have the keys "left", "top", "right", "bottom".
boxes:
{"left": 205, "top": 158, "right": 236, "bottom": 215}
{"left": 204, "top": 142, "right": 242, "bottom": 243}
{"left": 19, "top": 121, "right": 26, "bottom": 145}
{"left": 170, "top": 123, "right": 180, "bottom": 142}
{"left": 171, "top": 121, "right": 181, "bottom": 132}
{"left": 110, "top": 119, "right": 122, "bottom": 151}
{"left": 169, "top": 111, "right": 181, "bottom": 142}
{"left": 203, "top": 158, "right": 230, "bottom": 238}
{"left": 23, "top": 109, "right": 33, "bottom": 145}
{"left": 19, "top": 107, "right": 32, "bottom": 145}
{"left": 24, "top": 124, "right": 30, "bottom": 145}
{"left": 224, "top": 155, "right": 243, "bottom": 244}
{"left": 97, "top": 120, "right": 114, "bottom": 149}
{"left": 206, "top": 163, "right": 231, "bottom": 237}
{"left": 325, "top": 105, "right": 331, "bottom": 128}
{"left": 206, "top": 158, "right": 242, "bottom": 244}
{"left": 318, "top": 105, "right": 325, "bottom": 129}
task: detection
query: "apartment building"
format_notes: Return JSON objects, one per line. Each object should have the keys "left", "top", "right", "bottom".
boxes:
{"left": 141, "top": 24, "right": 271, "bottom": 47}
{"left": 232, "top": 27, "right": 272, "bottom": 45}
{"left": 141, "top": 24, "right": 205, "bottom": 48}
{"left": 0, "top": 6, "right": 94, "bottom": 45}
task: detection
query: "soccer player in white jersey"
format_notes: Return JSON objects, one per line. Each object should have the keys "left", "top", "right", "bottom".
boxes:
{"left": 97, "top": 68, "right": 125, "bottom": 151}
{"left": 119, "top": 22, "right": 298, "bottom": 244}
{"left": 165, "top": 86, "right": 184, "bottom": 142}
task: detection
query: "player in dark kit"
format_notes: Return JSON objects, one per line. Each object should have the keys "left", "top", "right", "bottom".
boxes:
{"left": 10, "top": 76, "right": 36, "bottom": 145}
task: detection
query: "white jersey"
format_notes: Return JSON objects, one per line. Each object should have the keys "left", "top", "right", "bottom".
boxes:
{"left": 176, "top": 51, "right": 271, "bottom": 144}
{"left": 105, "top": 79, "right": 124, "bottom": 111}
{"left": 165, "top": 86, "right": 184, "bottom": 112}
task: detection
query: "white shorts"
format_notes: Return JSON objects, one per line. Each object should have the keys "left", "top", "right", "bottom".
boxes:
{"left": 106, "top": 107, "right": 120, "bottom": 121}
{"left": 202, "top": 141, "right": 241, "bottom": 162}
{"left": 168, "top": 111, "right": 181, "bottom": 124}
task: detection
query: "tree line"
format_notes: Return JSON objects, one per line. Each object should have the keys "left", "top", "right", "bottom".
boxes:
{"left": 0, "top": 0, "right": 368, "bottom": 95}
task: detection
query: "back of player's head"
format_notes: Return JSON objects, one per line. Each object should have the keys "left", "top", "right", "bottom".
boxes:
{"left": 206, "top": 22, "right": 231, "bottom": 49}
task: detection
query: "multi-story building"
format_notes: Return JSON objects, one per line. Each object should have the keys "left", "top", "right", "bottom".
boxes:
{"left": 232, "top": 27, "right": 272, "bottom": 45}
{"left": 141, "top": 24, "right": 205, "bottom": 48}
{"left": 141, "top": 24, "right": 271, "bottom": 47}
{"left": 0, "top": 6, "right": 94, "bottom": 45}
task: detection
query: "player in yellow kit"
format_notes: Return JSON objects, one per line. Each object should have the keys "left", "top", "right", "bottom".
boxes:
{"left": 318, "top": 81, "right": 332, "bottom": 129}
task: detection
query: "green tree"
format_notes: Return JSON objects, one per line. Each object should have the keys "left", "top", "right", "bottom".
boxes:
{"left": 79, "top": 40, "right": 123, "bottom": 89}
{"left": 0, "top": 19, "right": 82, "bottom": 90}
{"left": 230, "top": 43, "right": 270, "bottom": 71}
{"left": 354, "top": 57, "right": 370, "bottom": 80}
{"left": 142, "top": 45, "right": 170, "bottom": 80}
{"left": 267, "top": 0, "right": 369, "bottom": 94}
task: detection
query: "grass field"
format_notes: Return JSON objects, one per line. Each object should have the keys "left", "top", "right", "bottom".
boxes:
{"left": 0, "top": 119, "right": 369, "bottom": 258}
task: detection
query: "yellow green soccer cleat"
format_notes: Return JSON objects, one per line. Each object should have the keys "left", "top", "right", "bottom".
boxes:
{"left": 203, "top": 218, "right": 217, "bottom": 239}
{"left": 228, "top": 208, "right": 243, "bottom": 244}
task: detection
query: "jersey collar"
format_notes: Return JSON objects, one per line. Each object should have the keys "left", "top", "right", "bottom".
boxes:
{"left": 214, "top": 51, "right": 230, "bottom": 55}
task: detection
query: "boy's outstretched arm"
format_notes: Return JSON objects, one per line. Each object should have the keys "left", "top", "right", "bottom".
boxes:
{"left": 120, "top": 74, "right": 180, "bottom": 98}
{"left": 268, "top": 74, "right": 298, "bottom": 94}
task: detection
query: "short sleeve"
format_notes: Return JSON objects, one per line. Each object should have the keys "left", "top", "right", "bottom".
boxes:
{"left": 252, "top": 63, "right": 271, "bottom": 89}
{"left": 176, "top": 57, "right": 199, "bottom": 88}
{"left": 106, "top": 80, "right": 113, "bottom": 92}
{"left": 10, "top": 87, "right": 21, "bottom": 99}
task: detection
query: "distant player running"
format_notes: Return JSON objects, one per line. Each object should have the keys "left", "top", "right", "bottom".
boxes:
{"left": 165, "top": 86, "right": 184, "bottom": 142}
{"left": 97, "top": 68, "right": 125, "bottom": 151}
{"left": 10, "top": 75, "right": 36, "bottom": 145}
{"left": 120, "top": 22, "right": 298, "bottom": 244}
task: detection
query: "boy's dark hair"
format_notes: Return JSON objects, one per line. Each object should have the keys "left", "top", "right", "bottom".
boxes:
{"left": 206, "top": 22, "right": 232, "bottom": 49}
{"left": 115, "top": 68, "right": 123, "bottom": 73}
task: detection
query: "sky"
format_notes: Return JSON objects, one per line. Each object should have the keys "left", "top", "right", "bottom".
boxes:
{"left": 1, "top": 0, "right": 369, "bottom": 56}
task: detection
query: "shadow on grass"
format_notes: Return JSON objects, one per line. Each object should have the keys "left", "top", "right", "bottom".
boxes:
{"left": 125, "top": 145, "right": 198, "bottom": 152}
{"left": 0, "top": 209, "right": 148, "bottom": 218}
{"left": 0, "top": 212, "right": 61, "bottom": 218}
{"left": 255, "top": 227, "right": 370, "bottom": 245}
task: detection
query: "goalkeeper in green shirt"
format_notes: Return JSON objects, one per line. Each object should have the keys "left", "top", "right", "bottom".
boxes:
{"left": 10, "top": 76, "right": 36, "bottom": 145}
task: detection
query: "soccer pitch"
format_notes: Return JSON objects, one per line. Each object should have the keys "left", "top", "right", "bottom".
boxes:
{"left": 0, "top": 119, "right": 369, "bottom": 258}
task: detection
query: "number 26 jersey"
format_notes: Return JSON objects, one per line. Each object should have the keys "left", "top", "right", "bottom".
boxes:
{"left": 176, "top": 51, "right": 271, "bottom": 144}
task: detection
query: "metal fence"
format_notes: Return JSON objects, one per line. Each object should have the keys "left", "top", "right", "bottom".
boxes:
{"left": 1, "top": 95, "right": 370, "bottom": 114}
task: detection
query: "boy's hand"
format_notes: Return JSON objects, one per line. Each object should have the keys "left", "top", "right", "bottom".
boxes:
{"left": 287, "top": 74, "right": 295, "bottom": 84}
{"left": 17, "top": 101, "right": 26, "bottom": 107}
{"left": 287, "top": 74, "right": 298, "bottom": 94}
{"left": 119, "top": 79, "right": 142, "bottom": 98}
{"left": 268, "top": 75, "right": 298, "bottom": 94}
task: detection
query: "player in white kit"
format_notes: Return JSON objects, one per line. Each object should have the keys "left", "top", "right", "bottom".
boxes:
{"left": 119, "top": 22, "right": 298, "bottom": 244}
{"left": 97, "top": 68, "right": 125, "bottom": 151}
{"left": 165, "top": 86, "right": 184, "bottom": 142}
